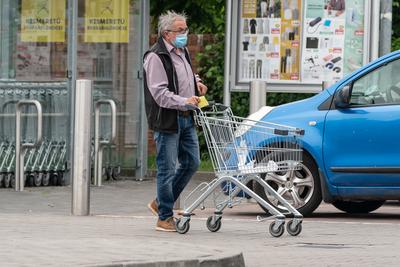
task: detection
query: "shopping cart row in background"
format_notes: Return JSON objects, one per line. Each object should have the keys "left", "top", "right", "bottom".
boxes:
{"left": 0, "top": 139, "right": 121, "bottom": 188}
{"left": 0, "top": 139, "right": 66, "bottom": 188}
{"left": 0, "top": 82, "right": 121, "bottom": 189}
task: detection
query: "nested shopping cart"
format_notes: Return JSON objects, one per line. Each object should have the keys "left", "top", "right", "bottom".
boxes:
{"left": 175, "top": 104, "right": 305, "bottom": 237}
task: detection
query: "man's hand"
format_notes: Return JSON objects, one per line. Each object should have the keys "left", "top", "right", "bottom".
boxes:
{"left": 186, "top": 96, "right": 200, "bottom": 106}
{"left": 197, "top": 82, "right": 208, "bottom": 96}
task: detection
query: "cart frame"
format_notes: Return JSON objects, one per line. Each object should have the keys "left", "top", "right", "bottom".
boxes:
{"left": 176, "top": 104, "right": 305, "bottom": 237}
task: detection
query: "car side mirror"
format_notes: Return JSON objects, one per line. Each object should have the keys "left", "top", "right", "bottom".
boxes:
{"left": 334, "top": 85, "right": 351, "bottom": 109}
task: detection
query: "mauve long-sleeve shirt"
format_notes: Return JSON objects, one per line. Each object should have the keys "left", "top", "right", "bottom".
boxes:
{"left": 144, "top": 38, "right": 197, "bottom": 111}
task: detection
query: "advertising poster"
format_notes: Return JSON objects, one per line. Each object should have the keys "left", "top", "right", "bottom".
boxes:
{"left": 343, "top": 0, "right": 365, "bottom": 74}
{"left": 301, "top": 0, "right": 365, "bottom": 83}
{"left": 238, "top": 0, "right": 302, "bottom": 82}
{"left": 235, "top": 0, "right": 368, "bottom": 89}
{"left": 84, "top": 0, "right": 130, "bottom": 43}
{"left": 21, "top": 0, "right": 66, "bottom": 43}
{"left": 301, "top": 0, "right": 346, "bottom": 83}
{"left": 280, "top": 0, "right": 302, "bottom": 80}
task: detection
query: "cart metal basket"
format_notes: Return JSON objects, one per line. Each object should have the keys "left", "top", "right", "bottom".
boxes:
{"left": 175, "top": 104, "right": 305, "bottom": 237}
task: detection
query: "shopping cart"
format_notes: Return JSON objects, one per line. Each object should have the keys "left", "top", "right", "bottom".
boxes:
{"left": 175, "top": 103, "right": 305, "bottom": 237}
{"left": 0, "top": 82, "right": 70, "bottom": 188}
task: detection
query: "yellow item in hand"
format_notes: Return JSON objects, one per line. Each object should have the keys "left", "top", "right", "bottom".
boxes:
{"left": 198, "top": 96, "right": 209, "bottom": 108}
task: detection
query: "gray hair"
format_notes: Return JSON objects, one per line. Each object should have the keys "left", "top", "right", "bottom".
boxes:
{"left": 158, "top": 11, "right": 187, "bottom": 37}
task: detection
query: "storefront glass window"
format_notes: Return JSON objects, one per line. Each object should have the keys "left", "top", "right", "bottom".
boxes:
{"left": 0, "top": 0, "right": 142, "bottom": 186}
{"left": 77, "top": 0, "right": 141, "bottom": 176}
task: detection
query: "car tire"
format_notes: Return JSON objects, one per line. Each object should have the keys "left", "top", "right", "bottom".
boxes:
{"left": 254, "top": 152, "right": 322, "bottom": 216}
{"left": 332, "top": 200, "right": 385, "bottom": 214}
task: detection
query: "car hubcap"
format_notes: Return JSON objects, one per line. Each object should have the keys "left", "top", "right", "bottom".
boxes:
{"left": 263, "top": 162, "right": 314, "bottom": 210}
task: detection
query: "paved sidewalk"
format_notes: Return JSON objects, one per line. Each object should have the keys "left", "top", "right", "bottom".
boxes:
{"left": 1, "top": 175, "right": 245, "bottom": 267}
{"left": 2, "top": 177, "right": 400, "bottom": 266}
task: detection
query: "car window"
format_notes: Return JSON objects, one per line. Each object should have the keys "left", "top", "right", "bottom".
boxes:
{"left": 350, "top": 58, "right": 400, "bottom": 106}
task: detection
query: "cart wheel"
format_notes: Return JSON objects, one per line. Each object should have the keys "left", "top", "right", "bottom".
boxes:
{"left": 42, "top": 173, "right": 50, "bottom": 186}
{"left": 33, "top": 173, "right": 42, "bottom": 187}
{"left": 4, "top": 173, "right": 12, "bottom": 188}
{"left": 26, "top": 174, "right": 34, "bottom": 187}
{"left": 105, "top": 167, "right": 112, "bottom": 181}
{"left": 286, "top": 220, "right": 302, "bottom": 236}
{"left": 10, "top": 174, "right": 15, "bottom": 188}
{"left": 56, "top": 171, "right": 65, "bottom": 186}
{"left": 111, "top": 166, "right": 121, "bottom": 180}
{"left": 269, "top": 221, "right": 285, "bottom": 238}
{"left": 50, "top": 172, "right": 58, "bottom": 186}
{"left": 176, "top": 218, "right": 190, "bottom": 234}
{"left": 206, "top": 216, "right": 222, "bottom": 232}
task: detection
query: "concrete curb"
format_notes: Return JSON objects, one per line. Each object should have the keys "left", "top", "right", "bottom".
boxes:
{"left": 95, "top": 252, "right": 245, "bottom": 267}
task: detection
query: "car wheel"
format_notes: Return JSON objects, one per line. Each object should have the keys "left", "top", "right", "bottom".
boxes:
{"left": 254, "top": 152, "right": 322, "bottom": 216}
{"left": 332, "top": 200, "right": 385, "bottom": 214}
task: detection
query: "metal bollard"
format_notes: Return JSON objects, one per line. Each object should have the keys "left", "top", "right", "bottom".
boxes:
{"left": 249, "top": 80, "right": 267, "bottom": 114}
{"left": 93, "top": 99, "right": 117, "bottom": 186}
{"left": 15, "top": 100, "right": 43, "bottom": 192}
{"left": 72, "top": 80, "right": 93, "bottom": 216}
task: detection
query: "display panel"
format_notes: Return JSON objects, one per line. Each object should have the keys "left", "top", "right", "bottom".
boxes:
{"left": 233, "top": 0, "right": 370, "bottom": 91}
{"left": 301, "top": 0, "right": 366, "bottom": 83}
{"left": 238, "top": 0, "right": 302, "bottom": 82}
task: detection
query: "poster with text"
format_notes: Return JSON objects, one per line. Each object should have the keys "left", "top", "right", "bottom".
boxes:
{"left": 343, "top": 0, "right": 365, "bottom": 74}
{"left": 84, "top": 0, "right": 129, "bottom": 43}
{"left": 238, "top": 0, "right": 302, "bottom": 82}
{"left": 21, "top": 0, "right": 66, "bottom": 43}
{"left": 280, "top": 0, "right": 302, "bottom": 80}
{"left": 301, "top": 0, "right": 365, "bottom": 83}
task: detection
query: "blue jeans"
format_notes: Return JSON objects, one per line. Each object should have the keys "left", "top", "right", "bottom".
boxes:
{"left": 153, "top": 115, "right": 200, "bottom": 220}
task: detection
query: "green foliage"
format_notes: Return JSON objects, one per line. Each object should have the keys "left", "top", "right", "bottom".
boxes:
{"left": 149, "top": 0, "right": 225, "bottom": 34}
{"left": 393, "top": 38, "right": 400, "bottom": 52}
{"left": 393, "top": 0, "right": 400, "bottom": 51}
{"left": 197, "top": 35, "right": 225, "bottom": 105}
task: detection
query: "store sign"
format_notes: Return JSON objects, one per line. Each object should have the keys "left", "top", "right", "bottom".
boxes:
{"left": 21, "top": 0, "right": 66, "bottom": 43}
{"left": 84, "top": 0, "right": 129, "bottom": 43}
{"left": 236, "top": 0, "right": 368, "bottom": 88}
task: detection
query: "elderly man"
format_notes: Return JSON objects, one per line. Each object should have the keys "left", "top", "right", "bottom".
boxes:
{"left": 143, "top": 11, "right": 207, "bottom": 232}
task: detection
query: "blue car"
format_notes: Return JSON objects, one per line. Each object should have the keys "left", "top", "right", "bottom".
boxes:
{"left": 249, "top": 50, "right": 400, "bottom": 216}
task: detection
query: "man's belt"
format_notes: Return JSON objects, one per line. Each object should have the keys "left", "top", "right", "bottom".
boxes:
{"left": 178, "top": 110, "right": 192, "bottom": 117}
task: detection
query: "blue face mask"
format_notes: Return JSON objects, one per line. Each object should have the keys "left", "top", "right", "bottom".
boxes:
{"left": 172, "top": 33, "right": 188, "bottom": 48}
